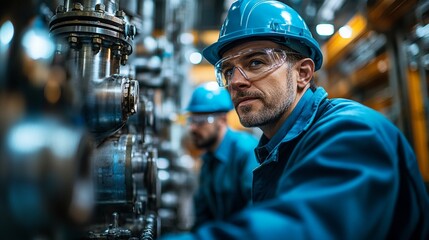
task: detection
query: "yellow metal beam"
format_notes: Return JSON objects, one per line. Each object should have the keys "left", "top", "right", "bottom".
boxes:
{"left": 323, "top": 14, "right": 368, "bottom": 69}
{"left": 407, "top": 69, "right": 429, "bottom": 181}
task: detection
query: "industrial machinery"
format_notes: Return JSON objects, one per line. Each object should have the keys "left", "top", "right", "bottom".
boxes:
{"left": 0, "top": 0, "right": 196, "bottom": 239}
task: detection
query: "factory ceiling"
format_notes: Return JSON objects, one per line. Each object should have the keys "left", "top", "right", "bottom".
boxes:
{"left": 185, "top": 0, "right": 363, "bottom": 47}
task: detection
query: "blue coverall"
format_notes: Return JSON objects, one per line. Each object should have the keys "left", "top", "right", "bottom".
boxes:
{"left": 192, "top": 128, "right": 259, "bottom": 228}
{"left": 161, "top": 87, "right": 429, "bottom": 239}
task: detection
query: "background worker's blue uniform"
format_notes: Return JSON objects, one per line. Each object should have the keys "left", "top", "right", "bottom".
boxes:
{"left": 161, "top": 87, "right": 429, "bottom": 239}
{"left": 192, "top": 128, "right": 258, "bottom": 227}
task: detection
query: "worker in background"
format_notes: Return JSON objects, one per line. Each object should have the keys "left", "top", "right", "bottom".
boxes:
{"left": 160, "top": 0, "right": 429, "bottom": 239}
{"left": 185, "top": 82, "right": 259, "bottom": 229}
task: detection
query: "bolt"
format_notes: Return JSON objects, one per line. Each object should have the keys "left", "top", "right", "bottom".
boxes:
{"left": 121, "top": 55, "right": 128, "bottom": 66}
{"left": 92, "top": 37, "right": 102, "bottom": 52}
{"left": 68, "top": 35, "right": 79, "bottom": 48}
{"left": 112, "top": 212, "right": 119, "bottom": 228}
{"left": 56, "top": 5, "right": 64, "bottom": 14}
{"left": 115, "top": 10, "right": 126, "bottom": 19}
{"left": 95, "top": 3, "right": 105, "bottom": 12}
{"left": 73, "top": 2, "right": 83, "bottom": 11}
{"left": 122, "top": 80, "right": 138, "bottom": 116}
{"left": 127, "top": 24, "right": 136, "bottom": 39}
{"left": 128, "top": 80, "right": 138, "bottom": 115}
{"left": 112, "top": 45, "right": 122, "bottom": 57}
{"left": 135, "top": 201, "right": 143, "bottom": 215}
{"left": 125, "top": 45, "right": 132, "bottom": 55}
{"left": 113, "top": 50, "right": 122, "bottom": 57}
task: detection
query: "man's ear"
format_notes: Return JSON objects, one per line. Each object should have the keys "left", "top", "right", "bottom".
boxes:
{"left": 296, "top": 58, "right": 315, "bottom": 89}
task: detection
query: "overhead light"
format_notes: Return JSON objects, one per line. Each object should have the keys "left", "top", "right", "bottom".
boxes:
{"left": 339, "top": 25, "right": 353, "bottom": 39}
{"left": 179, "top": 32, "right": 194, "bottom": 45}
{"left": 0, "top": 20, "right": 14, "bottom": 45}
{"left": 189, "top": 51, "right": 202, "bottom": 65}
{"left": 319, "top": 0, "right": 345, "bottom": 21}
{"left": 22, "top": 28, "right": 55, "bottom": 60}
{"left": 316, "top": 23, "right": 334, "bottom": 36}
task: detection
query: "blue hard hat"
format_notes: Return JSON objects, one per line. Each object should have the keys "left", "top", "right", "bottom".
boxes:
{"left": 202, "top": 0, "right": 323, "bottom": 71}
{"left": 186, "top": 82, "right": 234, "bottom": 113}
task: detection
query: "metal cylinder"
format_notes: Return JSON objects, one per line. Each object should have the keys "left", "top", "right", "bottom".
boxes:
{"left": 50, "top": 0, "right": 134, "bottom": 72}
{"left": 145, "top": 147, "right": 160, "bottom": 212}
{"left": 2, "top": 117, "right": 94, "bottom": 229}
{"left": 49, "top": 0, "right": 137, "bottom": 139}
{"left": 84, "top": 74, "right": 138, "bottom": 138}
{"left": 93, "top": 134, "right": 145, "bottom": 204}
{"left": 93, "top": 134, "right": 133, "bottom": 204}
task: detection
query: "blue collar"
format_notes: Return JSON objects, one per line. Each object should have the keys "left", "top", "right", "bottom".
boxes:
{"left": 254, "top": 88, "right": 326, "bottom": 164}
{"left": 202, "top": 128, "right": 233, "bottom": 163}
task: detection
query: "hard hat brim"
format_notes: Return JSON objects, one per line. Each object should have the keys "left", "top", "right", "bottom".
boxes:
{"left": 202, "top": 30, "right": 323, "bottom": 71}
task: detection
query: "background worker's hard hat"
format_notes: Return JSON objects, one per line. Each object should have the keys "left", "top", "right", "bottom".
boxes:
{"left": 186, "top": 82, "right": 234, "bottom": 113}
{"left": 202, "top": 0, "right": 323, "bottom": 71}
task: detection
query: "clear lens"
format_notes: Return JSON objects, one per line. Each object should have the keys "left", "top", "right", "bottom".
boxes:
{"left": 214, "top": 48, "right": 289, "bottom": 87}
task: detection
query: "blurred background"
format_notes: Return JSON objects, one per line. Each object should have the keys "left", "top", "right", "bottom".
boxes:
{"left": 0, "top": 0, "right": 428, "bottom": 239}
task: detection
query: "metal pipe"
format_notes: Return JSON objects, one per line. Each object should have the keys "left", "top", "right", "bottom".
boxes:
{"left": 50, "top": 0, "right": 138, "bottom": 139}
{"left": 145, "top": 147, "right": 159, "bottom": 212}
{"left": 64, "top": 0, "right": 119, "bottom": 14}
{"left": 93, "top": 134, "right": 135, "bottom": 204}
{"left": 3, "top": 117, "right": 94, "bottom": 229}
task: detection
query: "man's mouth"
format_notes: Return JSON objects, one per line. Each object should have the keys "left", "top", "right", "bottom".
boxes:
{"left": 190, "top": 132, "right": 201, "bottom": 139}
{"left": 236, "top": 97, "right": 256, "bottom": 107}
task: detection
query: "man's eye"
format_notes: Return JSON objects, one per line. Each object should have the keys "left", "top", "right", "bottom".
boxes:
{"left": 223, "top": 68, "right": 234, "bottom": 78}
{"left": 249, "top": 60, "right": 263, "bottom": 67}
{"left": 245, "top": 58, "right": 267, "bottom": 70}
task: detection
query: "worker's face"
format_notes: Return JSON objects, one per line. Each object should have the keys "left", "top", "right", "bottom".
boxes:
{"left": 188, "top": 113, "right": 221, "bottom": 149}
{"left": 223, "top": 41, "right": 299, "bottom": 129}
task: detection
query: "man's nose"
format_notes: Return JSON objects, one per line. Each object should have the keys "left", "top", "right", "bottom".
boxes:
{"left": 189, "top": 123, "right": 198, "bottom": 130}
{"left": 229, "top": 67, "right": 250, "bottom": 88}
{"left": 189, "top": 122, "right": 204, "bottom": 133}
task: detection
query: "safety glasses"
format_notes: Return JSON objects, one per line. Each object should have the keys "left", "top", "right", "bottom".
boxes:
{"left": 187, "top": 114, "right": 220, "bottom": 125}
{"left": 215, "top": 48, "right": 294, "bottom": 87}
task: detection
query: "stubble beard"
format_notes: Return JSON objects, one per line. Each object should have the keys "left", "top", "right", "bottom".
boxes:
{"left": 192, "top": 131, "right": 218, "bottom": 149}
{"left": 237, "top": 73, "right": 295, "bottom": 128}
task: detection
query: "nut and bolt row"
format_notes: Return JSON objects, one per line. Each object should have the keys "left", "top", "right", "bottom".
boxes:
{"left": 55, "top": 3, "right": 126, "bottom": 17}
